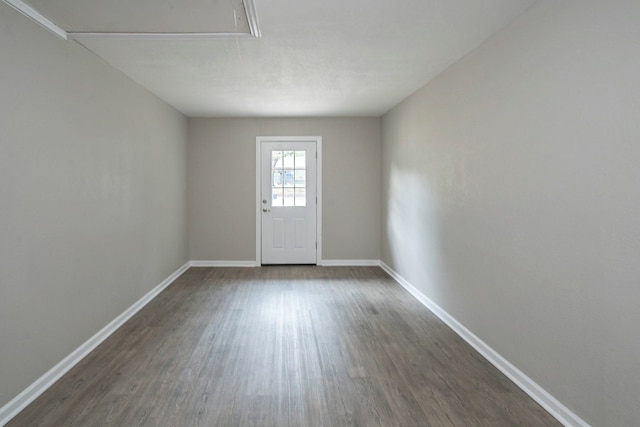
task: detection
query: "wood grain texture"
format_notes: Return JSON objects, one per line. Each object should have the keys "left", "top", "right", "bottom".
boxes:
{"left": 7, "top": 266, "right": 560, "bottom": 426}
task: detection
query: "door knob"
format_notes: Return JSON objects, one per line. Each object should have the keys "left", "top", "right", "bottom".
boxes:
{"left": 262, "top": 208, "right": 271, "bottom": 212}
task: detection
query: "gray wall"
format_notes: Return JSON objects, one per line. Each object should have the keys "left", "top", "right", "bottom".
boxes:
{"left": 0, "top": 4, "right": 188, "bottom": 407}
{"left": 381, "top": 1, "right": 640, "bottom": 425}
{"left": 188, "top": 117, "right": 381, "bottom": 262}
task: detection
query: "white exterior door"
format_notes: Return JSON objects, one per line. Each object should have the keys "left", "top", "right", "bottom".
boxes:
{"left": 260, "top": 140, "right": 317, "bottom": 264}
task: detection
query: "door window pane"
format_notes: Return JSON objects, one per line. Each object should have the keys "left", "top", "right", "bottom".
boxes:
{"left": 295, "top": 188, "right": 306, "bottom": 206}
{"left": 295, "top": 151, "right": 306, "bottom": 169}
{"left": 270, "top": 149, "right": 308, "bottom": 207}
{"left": 283, "top": 170, "right": 295, "bottom": 187}
{"left": 272, "top": 151, "right": 283, "bottom": 169}
{"left": 272, "top": 170, "right": 283, "bottom": 187}
{"left": 283, "top": 151, "right": 295, "bottom": 169}
{"left": 272, "top": 188, "right": 283, "bottom": 206}
{"left": 283, "top": 188, "right": 295, "bottom": 206}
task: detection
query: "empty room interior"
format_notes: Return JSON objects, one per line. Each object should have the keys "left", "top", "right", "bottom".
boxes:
{"left": 1, "top": 0, "right": 639, "bottom": 426}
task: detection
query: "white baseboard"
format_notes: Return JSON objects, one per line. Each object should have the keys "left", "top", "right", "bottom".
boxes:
{"left": 379, "top": 262, "right": 589, "bottom": 427}
{"left": 0, "top": 261, "right": 191, "bottom": 427}
{"left": 189, "top": 260, "right": 259, "bottom": 267}
{"left": 190, "top": 260, "right": 381, "bottom": 267}
{"left": 321, "top": 259, "right": 381, "bottom": 267}
{"left": 2, "top": 261, "right": 588, "bottom": 427}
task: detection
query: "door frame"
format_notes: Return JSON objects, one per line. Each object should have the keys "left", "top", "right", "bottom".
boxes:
{"left": 256, "top": 136, "right": 322, "bottom": 265}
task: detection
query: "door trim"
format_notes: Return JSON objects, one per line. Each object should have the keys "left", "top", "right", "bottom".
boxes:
{"left": 256, "top": 136, "right": 322, "bottom": 265}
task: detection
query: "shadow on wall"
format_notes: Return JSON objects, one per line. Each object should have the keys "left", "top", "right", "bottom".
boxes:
{"left": 386, "top": 164, "right": 447, "bottom": 303}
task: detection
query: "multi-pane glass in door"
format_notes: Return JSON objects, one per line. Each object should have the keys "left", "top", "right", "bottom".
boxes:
{"left": 271, "top": 150, "right": 306, "bottom": 206}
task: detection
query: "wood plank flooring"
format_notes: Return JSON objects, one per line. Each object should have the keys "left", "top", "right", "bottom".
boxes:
{"left": 7, "top": 266, "right": 560, "bottom": 426}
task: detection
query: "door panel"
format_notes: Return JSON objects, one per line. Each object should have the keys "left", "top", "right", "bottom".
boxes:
{"left": 272, "top": 218, "right": 285, "bottom": 248}
{"left": 261, "top": 141, "right": 316, "bottom": 264}
{"left": 294, "top": 219, "right": 306, "bottom": 248}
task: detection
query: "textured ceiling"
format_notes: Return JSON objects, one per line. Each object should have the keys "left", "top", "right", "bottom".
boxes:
{"left": 22, "top": 0, "right": 538, "bottom": 117}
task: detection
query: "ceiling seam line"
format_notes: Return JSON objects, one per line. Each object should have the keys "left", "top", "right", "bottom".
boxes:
{"left": 67, "top": 32, "right": 257, "bottom": 40}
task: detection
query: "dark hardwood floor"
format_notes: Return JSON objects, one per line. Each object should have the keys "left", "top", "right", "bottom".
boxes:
{"left": 7, "top": 266, "right": 560, "bottom": 426}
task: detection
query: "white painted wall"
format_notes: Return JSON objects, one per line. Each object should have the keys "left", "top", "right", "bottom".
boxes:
{"left": 0, "top": 3, "right": 188, "bottom": 408}
{"left": 381, "top": 1, "right": 640, "bottom": 425}
{"left": 188, "top": 117, "right": 381, "bottom": 262}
